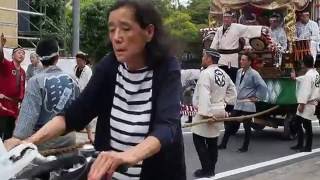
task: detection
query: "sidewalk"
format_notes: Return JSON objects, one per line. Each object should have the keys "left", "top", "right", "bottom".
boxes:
{"left": 243, "top": 156, "right": 320, "bottom": 180}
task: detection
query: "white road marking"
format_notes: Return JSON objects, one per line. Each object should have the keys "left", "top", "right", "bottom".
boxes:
{"left": 195, "top": 147, "right": 320, "bottom": 180}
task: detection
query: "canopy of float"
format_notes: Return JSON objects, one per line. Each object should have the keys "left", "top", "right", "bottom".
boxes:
{"left": 210, "top": 0, "right": 310, "bottom": 14}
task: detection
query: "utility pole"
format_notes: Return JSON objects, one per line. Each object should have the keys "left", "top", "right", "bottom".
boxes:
{"left": 72, "top": 0, "right": 80, "bottom": 56}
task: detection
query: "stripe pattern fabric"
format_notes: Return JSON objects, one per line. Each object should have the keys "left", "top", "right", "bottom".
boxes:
{"left": 180, "top": 104, "right": 198, "bottom": 117}
{"left": 110, "top": 63, "right": 153, "bottom": 179}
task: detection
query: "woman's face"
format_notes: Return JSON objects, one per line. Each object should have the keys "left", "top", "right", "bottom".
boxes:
{"left": 108, "top": 6, "right": 154, "bottom": 64}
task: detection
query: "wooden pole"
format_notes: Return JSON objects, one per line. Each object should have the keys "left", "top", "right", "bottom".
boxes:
{"left": 182, "top": 105, "right": 279, "bottom": 128}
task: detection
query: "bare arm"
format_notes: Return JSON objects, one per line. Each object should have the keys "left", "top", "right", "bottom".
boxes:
{"left": 125, "top": 136, "right": 161, "bottom": 164}
{"left": 25, "top": 116, "right": 67, "bottom": 145}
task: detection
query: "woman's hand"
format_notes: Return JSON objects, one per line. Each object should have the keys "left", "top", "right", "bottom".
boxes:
{"left": 88, "top": 151, "right": 137, "bottom": 180}
{"left": 4, "top": 137, "right": 22, "bottom": 150}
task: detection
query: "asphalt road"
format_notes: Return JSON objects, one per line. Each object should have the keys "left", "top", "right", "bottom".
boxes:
{"left": 76, "top": 118, "right": 320, "bottom": 180}
{"left": 183, "top": 120, "right": 320, "bottom": 180}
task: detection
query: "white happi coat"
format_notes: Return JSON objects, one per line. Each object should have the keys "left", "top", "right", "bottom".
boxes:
{"left": 191, "top": 64, "right": 237, "bottom": 138}
{"left": 210, "top": 23, "right": 262, "bottom": 68}
{"left": 296, "top": 20, "right": 320, "bottom": 62}
{"left": 234, "top": 67, "right": 268, "bottom": 112}
{"left": 296, "top": 68, "right": 320, "bottom": 121}
{"left": 74, "top": 65, "right": 92, "bottom": 91}
{"left": 271, "top": 26, "right": 288, "bottom": 50}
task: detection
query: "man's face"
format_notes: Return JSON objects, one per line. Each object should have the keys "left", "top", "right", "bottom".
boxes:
{"left": 240, "top": 55, "right": 251, "bottom": 68}
{"left": 300, "top": 13, "right": 310, "bottom": 24}
{"left": 201, "top": 52, "right": 210, "bottom": 68}
{"left": 269, "top": 18, "right": 279, "bottom": 29}
{"left": 12, "top": 50, "right": 25, "bottom": 64}
{"left": 223, "top": 16, "right": 232, "bottom": 27}
{"left": 76, "top": 57, "right": 86, "bottom": 68}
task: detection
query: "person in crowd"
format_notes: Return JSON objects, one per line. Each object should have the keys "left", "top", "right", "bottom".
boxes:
{"left": 296, "top": 11, "right": 320, "bottom": 62}
{"left": 0, "top": 33, "right": 26, "bottom": 140}
{"left": 74, "top": 52, "right": 92, "bottom": 91}
{"left": 269, "top": 13, "right": 287, "bottom": 51}
{"left": 4, "top": 39, "right": 80, "bottom": 150}
{"left": 5, "top": 1, "right": 186, "bottom": 180}
{"left": 218, "top": 54, "right": 267, "bottom": 152}
{"left": 26, "top": 52, "right": 43, "bottom": 80}
{"left": 291, "top": 54, "right": 320, "bottom": 152}
{"left": 191, "top": 48, "right": 236, "bottom": 178}
{"left": 210, "top": 10, "right": 264, "bottom": 82}
{"left": 74, "top": 51, "right": 94, "bottom": 143}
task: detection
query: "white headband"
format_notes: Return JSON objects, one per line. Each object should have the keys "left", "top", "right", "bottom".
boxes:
{"left": 40, "top": 52, "right": 59, "bottom": 61}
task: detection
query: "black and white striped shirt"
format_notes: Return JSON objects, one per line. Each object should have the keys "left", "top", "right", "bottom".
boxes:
{"left": 110, "top": 63, "right": 153, "bottom": 179}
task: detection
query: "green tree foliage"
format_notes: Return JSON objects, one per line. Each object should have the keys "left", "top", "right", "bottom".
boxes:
{"left": 150, "top": 0, "right": 175, "bottom": 18}
{"left": 30, "top": 0, "right": 68, "bottom": 51}
{"left": 164, "top": 11, "right": 200, "bottom": 56}
{"left": 79, "top": 0, "right": 115, "bottom": 62}
{"left": 187, "top": 0, "right": 211, "bottom": 25}
{"left": 165, "top": 11, "right": 198, "bottom": 42}
{"left": 31, "top": 0, "right": 211, "bottom": 62}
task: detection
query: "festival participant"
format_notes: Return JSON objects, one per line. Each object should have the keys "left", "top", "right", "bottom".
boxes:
{"left": 0, "top": 33, "right": 26, "bottom": 140}
{"left": 291, "top": 54, "right": 320, "bottom": 152}
{"left": 191, "top": 48, "right": 236, "bottom": 178}
{"left": 210, "top": 11, "right": 264, "bottom": 82}
{"left": 269, "top": 13, "right": 288, "bottom": 51}
{"left": 5, "top": 39, "right": 80, "bottom": 150}
{"left": 26, "top": 52, "right": 43, "bottom": 80}
{"left": 296, "top": 11, "right": 320, "bottom": 62}
{"left": 218, "top": 54, "right": 267, "bottom": 152}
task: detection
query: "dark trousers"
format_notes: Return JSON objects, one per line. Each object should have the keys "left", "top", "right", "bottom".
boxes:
{"left": 220, "top": 110, "right": 253, "bottom": 149}
{"left": 187, "top": 116, "right": 192, "bottom": 123}
{"left": 193, "top": 133, "right": 218, "bottom": 173}
{"left": 0, "top": 116, "right": 15, "bottom": 140}
{"left": 294, "top": 115, "right": 313, "bottom": 150}
{"left": 219, "top": 65, "right": 238, "bottom": 83}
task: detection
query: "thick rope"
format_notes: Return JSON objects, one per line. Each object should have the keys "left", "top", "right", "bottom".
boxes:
{"left": 182, "top": 105, "right": 279, "bottom": 128}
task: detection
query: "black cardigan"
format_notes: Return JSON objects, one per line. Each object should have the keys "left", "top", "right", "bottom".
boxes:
{"left": 64, "top": 53, "right": 186, "bottom": 180}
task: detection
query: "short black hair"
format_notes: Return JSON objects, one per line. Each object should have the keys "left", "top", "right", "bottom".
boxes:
{"left": 241, "top": 53, "right": 253, "bottom": 61}
{"left": 303, "top": 54, "right": 314, "bottom": 68}
{"left": 270, "top": 13, "right": 281, "bottom": 19}
{"left": 210, "top": 56, "right": 219, "bottom": 64}
{"left": 76, "top": 52, "right": 89, "bottom": 64}
{"left": 36, "top": 38, "right": 59, "bottom": 66}
{"left": 205, "top": 53, "right": 219, "bottom": 64}
{"left": 41, "top": 56, "right": 58, "bottom": 66}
